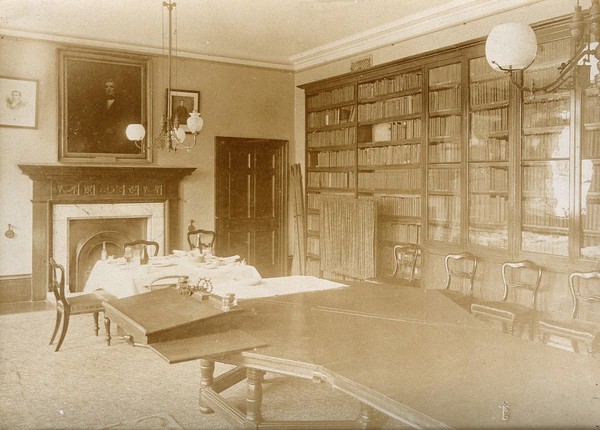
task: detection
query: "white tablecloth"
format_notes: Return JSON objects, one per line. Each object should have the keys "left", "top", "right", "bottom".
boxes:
{"left": 84, "top": 257, "right": 347, "bottom": 300}
{"left": 84, "top": 256, "right": 263, "bottom": 298}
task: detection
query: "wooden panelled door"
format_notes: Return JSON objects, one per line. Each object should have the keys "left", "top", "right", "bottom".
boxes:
{"left": 215, "top": 137, "right": 288, "bottom": 278}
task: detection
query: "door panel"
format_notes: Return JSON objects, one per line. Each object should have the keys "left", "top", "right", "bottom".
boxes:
{"left": 215, "top": 137, "right": 287, "bottom": 277}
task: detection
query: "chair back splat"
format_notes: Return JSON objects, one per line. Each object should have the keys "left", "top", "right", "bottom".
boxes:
{"left": 187, "top": 229, "right": 215, "bottom": 252}
{"left": 123, "top": 240, "right": 159, "bottom": 257}
{"left": 392, "top": 243, "right": 420, "bottom": 283}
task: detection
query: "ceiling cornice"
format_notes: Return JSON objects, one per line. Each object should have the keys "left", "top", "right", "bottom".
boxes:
{"left": 290, "top": 0, "right": 546, "bottom": 71}
{"left": 2, "top": 0, "right": 545, "bottom": 73}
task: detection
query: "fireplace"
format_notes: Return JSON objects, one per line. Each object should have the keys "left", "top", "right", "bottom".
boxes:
{"left": 20, "top": 165, "right": 195, "bottom": 300}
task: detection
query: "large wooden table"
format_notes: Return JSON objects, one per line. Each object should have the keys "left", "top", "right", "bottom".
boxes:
{"left": 103, "top": 282, "right": 600, "bottom": 429}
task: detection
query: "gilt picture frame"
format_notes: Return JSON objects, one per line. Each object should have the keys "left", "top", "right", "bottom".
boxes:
{"left": 0, "top": 76, "right": 38, "bottom": 129}
{"left": 167, "top": 89, "right": 200, "bottom": 133}
{"left": 57, "top": 47, "right": 152, "bottom": 163}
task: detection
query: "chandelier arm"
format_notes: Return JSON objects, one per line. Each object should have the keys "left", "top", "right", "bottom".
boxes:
{"left": 176, "top": 134, "right": 198, "bottom": 151}
{"left": 500, "top": 46, "right": 596, "bottom": 94}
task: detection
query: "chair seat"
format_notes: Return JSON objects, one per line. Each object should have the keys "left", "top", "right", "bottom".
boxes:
{"left": 471, "top": 301, "right": 532, "bottom": 322}
{"left": 58, "top": 290, "right": 117, "bottom": 315}
{"left": 538, "top": 318, "right": 600, "bottom": 342}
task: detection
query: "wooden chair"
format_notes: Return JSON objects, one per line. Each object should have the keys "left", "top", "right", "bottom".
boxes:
{"left": 438, "top": 252, "right": 478, "bottom": 310}
{"left": 187, "top": 229, "right": 216, "bottom": 253}
{"left": 470, "top": 260, "right": 542, "bottom": 340}
{"left": 538, "top": 271, "right": 600, "bottom": 356}
{"left": 49, "top": 258, "right": 116, "bottom": 352}
{"left": 391, "top": 243, "right": 420, "bottom": 285}
{"left": 123, "top": 240, "right": 159, "bottom": 257}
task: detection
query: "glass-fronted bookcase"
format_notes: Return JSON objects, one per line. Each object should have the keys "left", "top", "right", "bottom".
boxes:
{"left": 301, "top": 18, "right": 600, "bottom": 280}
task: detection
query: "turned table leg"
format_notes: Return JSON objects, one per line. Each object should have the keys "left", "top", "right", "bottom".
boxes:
{"left": 246, "top": 368, "right": 265, "bottom": 424}
{"left": 199, "top": 359, "right": 215, "bottom": 414}
{"left": 104, "top": 316, "right": 111, "bottom": 346}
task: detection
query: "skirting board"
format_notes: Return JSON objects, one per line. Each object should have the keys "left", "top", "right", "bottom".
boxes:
{"left": 0, "top": 274, "right": 32, "bottom": 303}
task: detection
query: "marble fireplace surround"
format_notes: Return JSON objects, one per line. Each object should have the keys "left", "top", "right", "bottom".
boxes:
{"left": 19, "top": 165, "right": 195, "bottom": 301}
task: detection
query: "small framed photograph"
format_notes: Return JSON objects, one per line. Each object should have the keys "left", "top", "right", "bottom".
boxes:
{"left": 57, "top": 47, "right": 151, "bottom": 163}
{"left": 167, "top": 89, "right": 200, "bottom": 133}
{"left": 0, "top": 77, "right": 38, "bottom": 129}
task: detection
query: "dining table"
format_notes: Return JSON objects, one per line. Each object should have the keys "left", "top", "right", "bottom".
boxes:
{"left": 84, "top": 254, "right": 348, "bottom": 300}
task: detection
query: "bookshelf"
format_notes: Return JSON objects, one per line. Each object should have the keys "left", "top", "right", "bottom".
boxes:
{"left": 468, "top": 56, "right": 510, "bottom": 248}
{"left": 356, "top": 68, "right": 423, "bottom": 276}
{"left": 427, "top": 62, "right": 462, "bottom": 244}
{"left": 581, "top": 85, "right": 600, "bottom": 260}
{"left": 301, "top": 18, "right": 600, "bottom": 282}
{"left": 520, "top": 38, "right": 571, "bottom": 256}
{"left": 305, "top": 83, "right": 357, "bottom": 276}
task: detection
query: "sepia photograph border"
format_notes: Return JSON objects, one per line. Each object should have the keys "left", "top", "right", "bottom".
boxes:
{"left": 57, "top": 47, "right": 152, "bottom": 163}
{"left": 0, "top": 76, "right": 38, "bottom": 129}
{"left": 167, "top": 89, "right": 200, "bottom": 133}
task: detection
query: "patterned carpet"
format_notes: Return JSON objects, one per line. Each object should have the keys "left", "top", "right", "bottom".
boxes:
{"left": 0, "top": 308, "right": 404, "bottom": 430}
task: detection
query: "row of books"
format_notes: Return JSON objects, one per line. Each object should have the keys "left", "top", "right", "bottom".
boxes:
{"left": 429, "top": 87, "right": 461, "bottom": 111}
{"left": 307, "top": 193, "right": 321, "bottom": 211}
{"left": 307, "top": 213, "right": 320, "bottom": 231}
{"left": 522, "top": 164, "right": 569, "bottom": 193}
{"left": 469, "top": 165, "right": 508, "bottom": 191}
{"left": 584, "top": 95, "right": 600, "bottom": 123}
{"left": 307, "top": 236, "right": 320, "bottom": 255}
{"left": 428, "top": 224, "right": 460, "bottom": 243}
{"left": 307, "top": 106, "right": 356, "bottom": 128}
{"left": 307, "top": 85, "right": 355, "bottom": 109}
{"left": 583, "top": 202, "right": 600, "bottom": 230}
{"left": 427, "top": 195, "right": 461, "bottom": 220}
{"left": 429, "top": 116, "right": 462, "bottom": 138}
{"left": 429, "top": 63, "right": 461, "bottom": 86}
{"left": 375, "top": 195, "right": 421, "bottom": 217}
{"left": 583, "top": 131, "right": 600, "bottom": 158}
{"left": 363, "top": 119, "right": 423, "bottom": 142}
{"left": 469, "top": 79, "right": 510, "bottom": 106}
{"left": 378, "top": 223, "right": 420, "bottom": 244}
{"left": 358, "top": 73, "right": 422, "bottom": 99}
{"left": 469, "top": 138, "right": 508, "bottom": 161}
{"left": 522, "top": 134, "right": 568, "bottom": 159}
{"left": 523, "top": 99, "right": 570, "bottom": 128}
{"left": 522, "top": 231, "right": 568, "bottom": 256}
{"left": 358, "top": 170, "right": 421, "bottom": 190}
{"left": 358, "top": 144, "right": 420, "bottom": 166}
{"left": 307, "top": 128, "right": 356, "bottom": 148}
{"left": 311, "top": 149, "right": 355, "bottom": 168}
{"left": 469, "top": 56, "right": 497, "bottom": 79}
{"left": 471, "top": 107, "right": 509, "bottom": 134}
{"left": 307, "top": 171, "right": 354, "bottom": 188}
{"left": 428, "top": 168, "right": 460, "bottom": 191}
{"left": 528, "top": 38, "right": 570, "bottom": 66}
{"left": 428, "top": 142, "right": 461, "bottom": 163}
{"left": 469, "top": 194, "right": 507, "bottom": 223}
{"left": 358, "top": 94, "right": 422, "bottom": 121}
{"left": 468, "top": 229, "right": 508, "bottom": 248}
{"left": 522, "top": 200, "right": 569, "bottom": 228}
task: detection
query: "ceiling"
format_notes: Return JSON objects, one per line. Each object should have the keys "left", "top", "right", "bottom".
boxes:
{"left": 0, "top": 0, "right": 543, "bottom": 70}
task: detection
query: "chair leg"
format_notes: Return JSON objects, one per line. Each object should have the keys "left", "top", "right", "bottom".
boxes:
{"left": 104, "top": 315, "right": 111, "bottom": 346}
{"left": 54, "top": 310, "right": 70, "bottom": 352}
{"left": 49, "top": 309, "right": 62, "bottom": 345}
{"left": 93, "top": 312, "right": 99, "bottom": 336}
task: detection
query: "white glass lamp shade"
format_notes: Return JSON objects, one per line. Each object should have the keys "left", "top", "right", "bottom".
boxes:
{"left": 126, "top": 124, "right": 146, "bottom": 141}
{"left": 485, "top": 23, "right": 538, "bottom": 71}
{"left": 187, "top": 110, "right": 204, "bottom": 134}
{"left": 172, "top": 126, "right": 186, "bottom": 143}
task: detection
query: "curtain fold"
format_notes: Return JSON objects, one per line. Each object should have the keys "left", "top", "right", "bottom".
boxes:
{"left": 320, "top": 195, "right": 376, "bottom": 280}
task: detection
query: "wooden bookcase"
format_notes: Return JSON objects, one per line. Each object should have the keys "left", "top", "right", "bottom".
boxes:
{"left": 300, "top": 17, "right": 600, "bottom": 282}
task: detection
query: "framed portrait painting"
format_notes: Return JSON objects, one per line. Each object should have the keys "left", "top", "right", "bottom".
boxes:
{"left": 57, "top": 48, "right": 151, "bottom": 163}
{"left": 168, "top": 89, "right": 199, "bottom": 133}
{"left": 0, "top": 77, "right": 38, "bottom": 129}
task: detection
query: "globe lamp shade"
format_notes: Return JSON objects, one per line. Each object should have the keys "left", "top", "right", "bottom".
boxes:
{"left": 187, "top": 110, "right": 204, "bottom": 134}
{"left": 126, "top": 124, "right": 146, "bottom": 141}
{"left": 485, "top": 23, "right": 538, "bottom": 71}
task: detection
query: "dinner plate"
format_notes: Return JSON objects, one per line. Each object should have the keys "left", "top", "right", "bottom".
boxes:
{"left": 151, "top": 261, "right": 175, "bottom": 268}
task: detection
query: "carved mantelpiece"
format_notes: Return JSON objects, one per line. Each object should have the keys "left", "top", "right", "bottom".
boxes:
{"left": 19, "top": 164, "right": 195, "bottom": 301}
